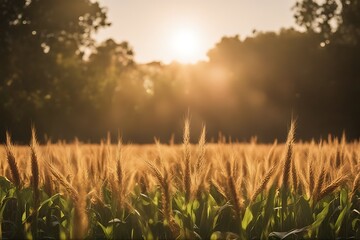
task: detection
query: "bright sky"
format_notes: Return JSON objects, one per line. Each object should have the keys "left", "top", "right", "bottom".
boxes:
{"left": 95, "top": 0, "right": 296, "bottom": 64}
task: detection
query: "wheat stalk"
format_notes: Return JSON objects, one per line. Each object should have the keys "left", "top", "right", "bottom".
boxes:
{"left": 317, "top": 176, "right": 347, "bottom": 202}
{"left": 43, "top": 168, "right": 53, "bottom": 197}
{"left": 30, "top": 129, "right": 40, "bottom": 207}
{"left": 291, "top": 158, "right": 298, "bottom": 192}
{"left": 308, "top": 161, "right": 315, "bottom": 196}
{"left": 312, "top": 166, "right": 326, "bottom": 206}
{"left": 5, "top": 132, "right": 21, "bottom": 188}
{"left": 72, "top": 189, "right": 88, "bottom": 239}
{"left": 282, "top": 121, "right": 295, "bottom": 191}
{"left": 45, "top": 161, "right": 79, "bottom": 202}
{"left": 30, "top": 128, "right": 41, "bottom": 238}
{"left": 183, "top": 119, "right": 191, "bottom": 202}
{"left": 195, "top": 125, "right": 206, "bottom": 172}
{"left": 116, "top": 138, "right": 124, "bottom": 206}
{"left": 281, "top": 120, "right": 295, "bottom": 230}
{"left": 145, "top": 159, "right": 178, "bottom": 237}
{"left": 251, "top": 165, "right": 276, "bottom": 203}
{"left": 226, "top": 160, "right": 242, "bottom": 218}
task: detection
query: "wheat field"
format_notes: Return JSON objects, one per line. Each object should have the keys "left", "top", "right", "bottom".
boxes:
{"left": 0, "top": 122, "right": 360, "bottom": 239}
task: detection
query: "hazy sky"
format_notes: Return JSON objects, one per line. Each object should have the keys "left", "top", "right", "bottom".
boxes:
{"left": 95, "top": 0, "right": 296, "bottom": 64}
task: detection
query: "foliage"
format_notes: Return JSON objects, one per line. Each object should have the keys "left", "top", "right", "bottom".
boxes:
{"left": 293, "top": 0, "right": 360, "bottom": 44}
{"left": 0, "top": 0, "right": 132, "bottom": 141}
{"left": 1, "top": 0, "right": 360, "bottom": 143}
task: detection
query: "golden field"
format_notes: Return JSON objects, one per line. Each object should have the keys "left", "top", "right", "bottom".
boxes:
{"left": 0, "top": 123, "right": 359, "bottom": 239}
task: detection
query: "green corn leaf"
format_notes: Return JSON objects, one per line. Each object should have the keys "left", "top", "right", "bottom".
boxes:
{"left": 38, "top": 193, "right": 62, "bottom": 210}
{"left": 311, "top": 202, "right": 329, "bottom": 230}
{"left": 340, "top": 188, "right": 348, "bottom": 209}
{"left": 269, "top": 226, "right": 310, "bottom": 239}
{"left": 192, "top": 199, "right": 200, "bottom": 210}
{"left": 335, "top": 205, "right": 350, "bottom": 236}
{"left": 97, "top": 221, "right": 113, "bottom": 238}
{"left": 241, "top": 206, "right": 253, "bottom": 230}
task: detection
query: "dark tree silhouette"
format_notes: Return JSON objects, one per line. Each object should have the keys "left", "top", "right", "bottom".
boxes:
{"left": 1, "top": 0, "right": 360, "bottom": 143}
{"left": 0, "top": 0, "right": 110, "bottom": 140}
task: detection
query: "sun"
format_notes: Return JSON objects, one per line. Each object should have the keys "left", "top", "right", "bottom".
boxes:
{"left": 170, "top": 28, "right": 201, "bottom": 64}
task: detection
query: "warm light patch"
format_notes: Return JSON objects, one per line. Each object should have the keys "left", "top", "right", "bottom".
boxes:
{"left": 170, "top": 28, "right": 201, "bottom": 64}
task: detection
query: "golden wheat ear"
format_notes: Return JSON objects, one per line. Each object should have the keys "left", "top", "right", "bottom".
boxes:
{"left": 225, "top": 159, "right": 242, "bottom": 218}
{"left": 291, "top": 158, "right": 298, "bottom": 192}
{"left": 318, "top": 176, "right": 347, "bottom": 202}
{"left": 5, "top": 132, "right": 21, "bottom": 188}
{"left": 145, "top": 158, "right": 174, "bottom": 234}
{"left": 45, "top": 160, "right": 79, "bottom": 202}
{"left": 251, "top": 165, "right": 276, "bottom": 203}
{"left": 116, "top": 136, "right": 123, "bottom": 185}
{"left": 196, "top": 125, "right": 206, "bottom": 170}
{"left": 116, "top": 138, "right": 125, "bottom": 207}
{"left": 282, "top": 120, "right": 295, "bottom": 191}
{"left": 183, "top": 118, "right": 191, "bottom": 202}
{"left": 30, "top": 128, "right": 40, "bottom": 204}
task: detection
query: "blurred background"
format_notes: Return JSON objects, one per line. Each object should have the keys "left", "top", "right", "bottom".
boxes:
{"left": 1, "top": 0, "right": 359, "bottom": 143}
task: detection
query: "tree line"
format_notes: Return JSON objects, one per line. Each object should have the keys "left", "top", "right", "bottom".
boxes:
{"left": 1, "top": 0, "right": 359, "bottom": 143}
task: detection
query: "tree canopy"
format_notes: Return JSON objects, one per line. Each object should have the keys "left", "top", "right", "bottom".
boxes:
{"left": 294, "top": 0, "right": 360, "bottom": 45}
{"left": 1, "top": 0, "right": 360, "bottom": 143}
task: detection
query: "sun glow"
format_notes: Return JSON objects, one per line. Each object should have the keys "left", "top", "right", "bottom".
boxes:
{"left": 170, "top": 28, "right": 201, "bottom": 64}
